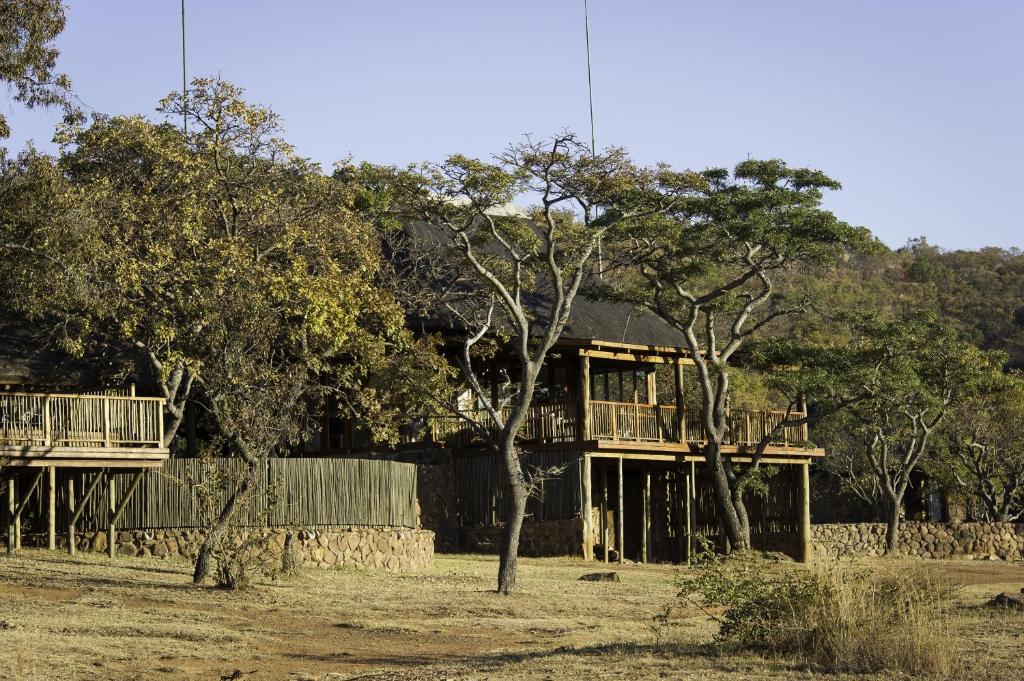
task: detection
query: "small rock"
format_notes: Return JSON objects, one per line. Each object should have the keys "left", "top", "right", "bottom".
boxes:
{"left": 988, "top": 592, "right": 1024, "bottom": 610}
{"left": 578, "top": 571, "right": 620, "bottom": 582}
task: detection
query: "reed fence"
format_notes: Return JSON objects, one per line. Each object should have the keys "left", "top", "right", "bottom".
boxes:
{"left": 58, "top": 457, "right": 417, "bottom": 531}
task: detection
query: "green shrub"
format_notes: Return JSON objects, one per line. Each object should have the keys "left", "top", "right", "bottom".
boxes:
{"left": 674, "top": 553, "right": 961, "bottom": 676}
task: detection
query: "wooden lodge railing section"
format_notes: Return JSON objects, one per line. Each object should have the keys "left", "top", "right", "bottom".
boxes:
{"left": 0, "top": 393, "right": 165, "bottom": 449}
{"left": 416, "top": 399, "right": 807, "bottom": 449}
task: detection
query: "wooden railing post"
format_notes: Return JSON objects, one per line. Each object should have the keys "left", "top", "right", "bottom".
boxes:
{"left": 799, "top": 395, "right": 809, "bottom": 443}
{"left": 42, "top": 395, "right": 52, "bottom": 446}
{"left": 102, "top": 397, "right": 112, "bottom": 448}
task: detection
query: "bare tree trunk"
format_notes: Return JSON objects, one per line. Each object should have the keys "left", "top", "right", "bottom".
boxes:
{"left": 704, "top": 446, "right": 751, "bottom": 552}
{"left": 883, "top": 494, "right": 901, "bottom": 555}
{"left": 496, "top": 441, "right": 528, "bottom": 595}
{"left": 192, "top": 459, "right": 258, "bottom": 584}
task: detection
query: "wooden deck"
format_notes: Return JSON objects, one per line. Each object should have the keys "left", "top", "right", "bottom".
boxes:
{"left": 414, "top": 399, "right": 818, "bottom": 459}
{"left": 1, "top": 391, "right": 169, "bottom": 556}
{"left": 0, "top": 392, "right": 169, "bottom": 467}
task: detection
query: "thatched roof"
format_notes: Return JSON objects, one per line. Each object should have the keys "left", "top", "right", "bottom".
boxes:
{"left": 401, "top": 220, "right": 686, "bottom": 349}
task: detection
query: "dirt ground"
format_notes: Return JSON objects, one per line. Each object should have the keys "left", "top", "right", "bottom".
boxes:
{"left": 0, "top": 550, "right": 1021, "bottom": 680}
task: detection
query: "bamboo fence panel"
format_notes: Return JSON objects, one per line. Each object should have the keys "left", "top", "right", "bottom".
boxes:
{"left": 453, "top": 451, "right": 582, "bottom": 525}
{"left": 62, "top": 457, "right": 417, "bottom": 531}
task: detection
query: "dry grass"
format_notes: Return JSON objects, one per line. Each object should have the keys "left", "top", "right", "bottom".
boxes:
{"left": 0, "top": 549, "right": 1019, "bottom": 680}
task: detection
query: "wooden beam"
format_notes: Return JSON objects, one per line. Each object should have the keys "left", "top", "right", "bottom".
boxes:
{"left": 582, "top": 455, "right": 593, "bottom": 561}
{"left": 642, "top": 468, "right": 650, "bottom": 563}
{"left": 107, "top": 473, "right": 116, "bottom": 558}
{"left": 69, "top": 472, "right": 105, "bottom": 555}
{"left": 799, "top": 462, "right": 812, "bottom": 563}
{"left": 13, "top": 470, "right": 43, "bottom": 519}
{"left": 578, "top": 349, "right": 694, "bottom": 365}
{"left": 579, "top": 354, "right": 591, "bottom": 441}
{"left": 6, "top": 475, "right": 14, "bottom": 555}
{"left": 67, "top": 477, "right": 76, "bottom": 555}
{"left": 687, "top": 460, "right": 696, "bottom": 564}
{"left": 47, "top": 466, "right": 56, "bottom": 550}
{"left": 617, "top": 456, "right": 624, "bottom": 564}
{"left": 601, "top": 462, "right": 609, "bottom": 563}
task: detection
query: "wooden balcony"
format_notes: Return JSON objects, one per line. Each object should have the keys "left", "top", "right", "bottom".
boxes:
{"left": 0, "top": 392, "right": 169, "bottom": 467}
{"left": 414, "top": 399, "right": 812, "bottom": 454}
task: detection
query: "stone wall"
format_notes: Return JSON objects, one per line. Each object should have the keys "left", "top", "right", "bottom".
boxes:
{"left": 63, "top": 527, "right": 435, "bottom": 572}
{"left": 812, "top": 522, "right": 1024, "bottom": 560}
{"left": 462, "top": 518, "right": 584, "bottom": 557}
{"left": 415, "top": 453, "right": 460, "bottom": 552}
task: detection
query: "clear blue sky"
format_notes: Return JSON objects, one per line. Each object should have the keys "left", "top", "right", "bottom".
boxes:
{"left": 5, "top": 1, "right": 1022, "bottom": 250}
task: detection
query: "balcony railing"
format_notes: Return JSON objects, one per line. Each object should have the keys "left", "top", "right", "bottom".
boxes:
{"left": 411, "top": 399, "right": 807, "bottom": 449}
{"left": 589, "top": 400, "right": 806, "bottom": 447}
{"left": 0, "top": 392, "right": 165, "bottom": 449}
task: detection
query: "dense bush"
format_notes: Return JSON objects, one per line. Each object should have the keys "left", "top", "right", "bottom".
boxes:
{"left": 674, "top": 552, "right": 961, "bottom": 676}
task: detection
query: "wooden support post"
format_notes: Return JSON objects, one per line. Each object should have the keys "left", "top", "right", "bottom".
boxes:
{"left": 582, "top": 455, "right": 593, "bottom": 561}
{"left": 67, "top": 477, "right": 76, "bottom": 555}
{"left": 70, "top": 472, "right": 104, "bottom": 556}
{"left": 799, "top": 462, "right": 812, "bottom": 563}
{"left": 6, "top": 475, "right": 14, "bottom": 555}
{"left": 642, "top": 468, "right": 650, "bottom": 563}
{"left": 688, "top": 460, "right": 697, "bottom": 564}
{"left": 675, "top": 468, "right": 686, "bottom": 563}
{"left": 13, "top": 470, "right": 43, "bottom": 552}
{"left": 579, "top": 354, "right": 591, "bottom": 441}
{"left": 107, "top": 473, "right": 116, "bottom": 558}
{"left": 47, "top": 466, "right": 56, "bottom": 551}
{"left": 617, "top": 456, "right": 624, "bottom": 564}
{"left": 601, "top": 462, "right": 609, "bottom": 563}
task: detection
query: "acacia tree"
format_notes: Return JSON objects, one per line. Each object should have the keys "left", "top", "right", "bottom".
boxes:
{"left": 398, "top": 134, "right": 675, "bottom": 594}
{"left": 819, "top": 317, "right": 994, "bottom": 552}
{"left": 610, "top": 160, "right": 872, "bottom": 551}
{"left": 939, "top": 366, "right": 1024, "bottom": 522}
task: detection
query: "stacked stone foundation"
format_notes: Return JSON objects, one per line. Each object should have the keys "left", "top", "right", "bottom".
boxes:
{"left": 52, "top": 527, "right": 434, "bottom": 572}
{"left": 812, "top": 522, "right": 1024, "bottom": 560}
{"left": 461, "top": 518, "right": 584, "bottom": 556}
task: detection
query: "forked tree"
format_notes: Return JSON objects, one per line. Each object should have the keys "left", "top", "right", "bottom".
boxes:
{"left": 609, "top": 160, "right": 872, "bottom": 551}
{"left": 398, "top": 135, "right": 676, "bottom": 594}
{"left": 819, "top": 317, "right": 994, "bottom": 552}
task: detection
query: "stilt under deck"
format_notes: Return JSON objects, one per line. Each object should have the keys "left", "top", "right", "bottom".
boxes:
{"left": 581, "top": 449, "right": 817, "bottom": 564}
{"left": 1, "top": 391, "right": 168, "bottom": 556}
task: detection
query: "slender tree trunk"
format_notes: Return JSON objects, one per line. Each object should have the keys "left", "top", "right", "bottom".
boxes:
{"left": 192, "top": 459, "right": 259, "bottom": 584}
{"left": 497, "top": 441, "right": 528, "bottom": 595}
{"left": 883, "top": 493, "right": 902, "bottom": 555}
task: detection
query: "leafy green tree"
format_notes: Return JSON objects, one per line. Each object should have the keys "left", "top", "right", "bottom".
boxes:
{"left": 0, "top": 0, "right": 78, "bottom": 139}
{"left": 818, "top": 317, "right": 995, "bottom": 552}
{"left": 4, "top": 78, "right": 443, "bottom": 582}
{"left": 609, "top": 159, "right": 873, "bottom": 551}
{"left": 397, "top": 134, "right": 674, "bottom": 594}
{"left": 938, "top": 365, "right": 1024, "bottom": 522}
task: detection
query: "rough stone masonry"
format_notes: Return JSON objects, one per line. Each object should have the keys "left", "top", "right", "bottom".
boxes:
{"left": 64, "top": 527, "right": 435, "bottom": 572}
{"left": 812, "top": 522, "right": 1024, "bottom": 560}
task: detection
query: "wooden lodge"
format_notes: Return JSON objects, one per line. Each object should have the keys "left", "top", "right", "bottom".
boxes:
{"left": 308, "top": 282, "right": 821, "bottom": 564}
